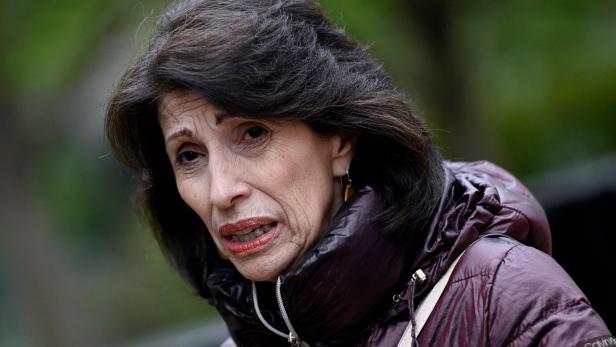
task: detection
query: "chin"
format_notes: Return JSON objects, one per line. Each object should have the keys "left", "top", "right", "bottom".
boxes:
{"left": 236, "top": 265, "right": 280, "bottom": 282}
{"left": 232, "top": 251, "right": 296, "bottom": 282}
{"left": 242, "top": 271, "right": 277, "bottom": 282}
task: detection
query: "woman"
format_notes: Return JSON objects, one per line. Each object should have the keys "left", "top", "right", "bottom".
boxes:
{"left": 106, "top": 0, "right": 612, "bottom": 346}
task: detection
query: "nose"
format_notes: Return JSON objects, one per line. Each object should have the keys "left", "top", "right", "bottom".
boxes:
{"left": 208, "top": 154, "right": 250, "bottom": 210}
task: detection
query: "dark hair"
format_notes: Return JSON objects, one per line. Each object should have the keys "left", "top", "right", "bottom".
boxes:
{"left": 106, "top": 0, "right": 445, "bottom": 296}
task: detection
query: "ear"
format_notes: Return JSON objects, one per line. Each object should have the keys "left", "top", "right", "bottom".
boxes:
{"left": 331, "top": 133, "right": 357, "bottom": 177}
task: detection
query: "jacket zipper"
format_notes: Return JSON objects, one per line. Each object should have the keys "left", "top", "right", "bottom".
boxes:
{"left": 252, "top": 279, "right": 310, "bottom": 346}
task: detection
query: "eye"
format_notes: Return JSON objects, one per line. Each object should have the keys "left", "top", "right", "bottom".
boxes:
{"left": 244, "top": 125, "right": 268, "bottom": 141}
{"left": 176, "top": 149, "right": 201, "bottom": 165}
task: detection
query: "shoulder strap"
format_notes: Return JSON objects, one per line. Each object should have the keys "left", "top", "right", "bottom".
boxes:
{"left": 397, "top": 235, "right": 508, "bottom": 347}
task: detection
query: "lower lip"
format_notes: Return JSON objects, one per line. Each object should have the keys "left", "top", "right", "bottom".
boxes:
{"left": 222, "top": 223, "right": 279, "bottom": 256}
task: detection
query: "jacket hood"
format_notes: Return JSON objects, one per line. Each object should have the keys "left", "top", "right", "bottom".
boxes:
{"left": 206, "top": 161, "right": 551, "bottom": 346}
{"left": 408, "top": 161, "right": 551, "bottom": 298}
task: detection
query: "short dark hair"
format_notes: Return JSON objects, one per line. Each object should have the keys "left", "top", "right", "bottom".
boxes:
{"left": 106, "top": 0, "right": 445, "bottom": 296}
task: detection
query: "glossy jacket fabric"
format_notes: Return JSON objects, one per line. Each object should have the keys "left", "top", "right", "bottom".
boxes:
{"left": 205, "top": 161, "right": 612, "bottom": 346}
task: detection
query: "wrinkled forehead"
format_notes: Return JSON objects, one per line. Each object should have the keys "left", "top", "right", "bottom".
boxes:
{"left": 158, "top": 91, "right": 208, "bottom": 120}
{"left": 157, "top": 90, "right": 232, "bottom": 127}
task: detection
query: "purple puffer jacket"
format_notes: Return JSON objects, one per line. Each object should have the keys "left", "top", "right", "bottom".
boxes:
{"left": 207, "top": 161, "right": 612, "bottom": 346}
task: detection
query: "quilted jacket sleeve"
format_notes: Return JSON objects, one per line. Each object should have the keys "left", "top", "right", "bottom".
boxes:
{"left": 487, "top": 244, "right": 612, "bottom": 347}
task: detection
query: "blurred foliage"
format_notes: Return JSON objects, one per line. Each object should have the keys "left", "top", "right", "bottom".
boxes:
{"left": 83, "top": 218, "right": 217, "bottom": 340}
{"left": 462, "top": 1, "right": 616, "bottom": 175}
{"left": 0, "top": 0, "right": 614, "bottom": 346}
{"left": 321, "top": 0, "right": 616, "bottom": 176}
{"left": 1, "top": 0, "right": 119, "bottom": 96}
{"left": 34, "top": 142, "right": 125, "bottom": 256}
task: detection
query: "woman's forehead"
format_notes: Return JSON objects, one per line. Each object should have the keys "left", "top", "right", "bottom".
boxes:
{"left": 157, "top": 90, "right": 287, "bottom": 129}
{"left": 158, "top": 91, "right": 212, "bottom": 120}
{"left": 158, "top": 91, "right": 238, "bottom": 126}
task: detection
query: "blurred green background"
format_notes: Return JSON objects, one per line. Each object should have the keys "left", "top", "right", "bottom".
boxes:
{"left": 0, "top": 0, "right": 614, "bottom": 346}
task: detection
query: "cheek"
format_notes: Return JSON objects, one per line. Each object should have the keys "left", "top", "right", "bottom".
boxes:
{"left": 177, "top": 178, "right": 212, "bottom": 226}
{"left": 177, "top": 178, "right": 227, "bottom": 252}
{"left": 262, "top": 150, "right": 334, "bottom": 238}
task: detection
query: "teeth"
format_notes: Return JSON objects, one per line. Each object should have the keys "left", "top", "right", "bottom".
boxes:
{"left": 230, "top": 224, "right": 273, "bottom": 242}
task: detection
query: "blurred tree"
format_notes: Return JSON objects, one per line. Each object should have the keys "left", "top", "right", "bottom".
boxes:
{"left": 403, "top": 0, "right": 493, "bottom": 159}
{"left": 320, "top": 0, "right": 616, "bottom": 176}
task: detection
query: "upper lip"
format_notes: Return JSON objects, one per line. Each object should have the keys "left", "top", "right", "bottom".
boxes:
{"left": 219, "top": 216, "right": 276, "bottom": 236}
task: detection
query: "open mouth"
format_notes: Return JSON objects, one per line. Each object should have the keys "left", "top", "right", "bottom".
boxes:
{"left": 220, "top": 218, "right": 279, "bottom": 255}
{"left": 227, "top": 222, "right": 276, "bottom": 242}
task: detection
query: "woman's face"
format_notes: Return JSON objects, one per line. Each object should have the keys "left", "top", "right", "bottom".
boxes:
{"left": 158, "top": 91, "right": 354, "bottom": 281}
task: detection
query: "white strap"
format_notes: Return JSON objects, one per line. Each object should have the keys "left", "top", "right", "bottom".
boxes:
{"left": 397, "top": 248, "right": 467, "bottom": 347}
{"left": 220, "top": 337, "right": 237, "bottom": 347}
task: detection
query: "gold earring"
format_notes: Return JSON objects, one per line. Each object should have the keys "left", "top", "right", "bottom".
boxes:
{"left": 343, "top": 170, "right": 354, "bottom": 202}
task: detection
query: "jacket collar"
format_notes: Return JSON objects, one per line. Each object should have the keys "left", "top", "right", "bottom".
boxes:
{"left": 206, "top": 186, "right": 419, "bottom": 345}
{"left": 279, "top": 186, "right": 416, "bottom": 344}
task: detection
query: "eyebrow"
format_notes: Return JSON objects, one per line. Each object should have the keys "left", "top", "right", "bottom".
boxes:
{"left": 164, "top": 110, "right": 238, "bottom": 144}
{"left": 214, "top": 110, "right": 234, "bottom": 125}
{"left": 165, "top": 128, "right": 194, "bottom": 145}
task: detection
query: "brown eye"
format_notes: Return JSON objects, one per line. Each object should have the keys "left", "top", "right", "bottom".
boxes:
{"left": 177, "top": 150, "right": 200, "bottom": 164}
{"left": 245, "top": 125, "right": 267, "bottom": 140}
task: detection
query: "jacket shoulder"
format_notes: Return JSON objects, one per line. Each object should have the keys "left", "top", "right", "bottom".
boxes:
{"left": 418, "top": 236, "right": 515, "bottom": 345}
{"left": 483, "top": 237, "right": 612, "bottom": 346}
{"left": 419, "top": 236, "right": 612, "bottom": 346}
